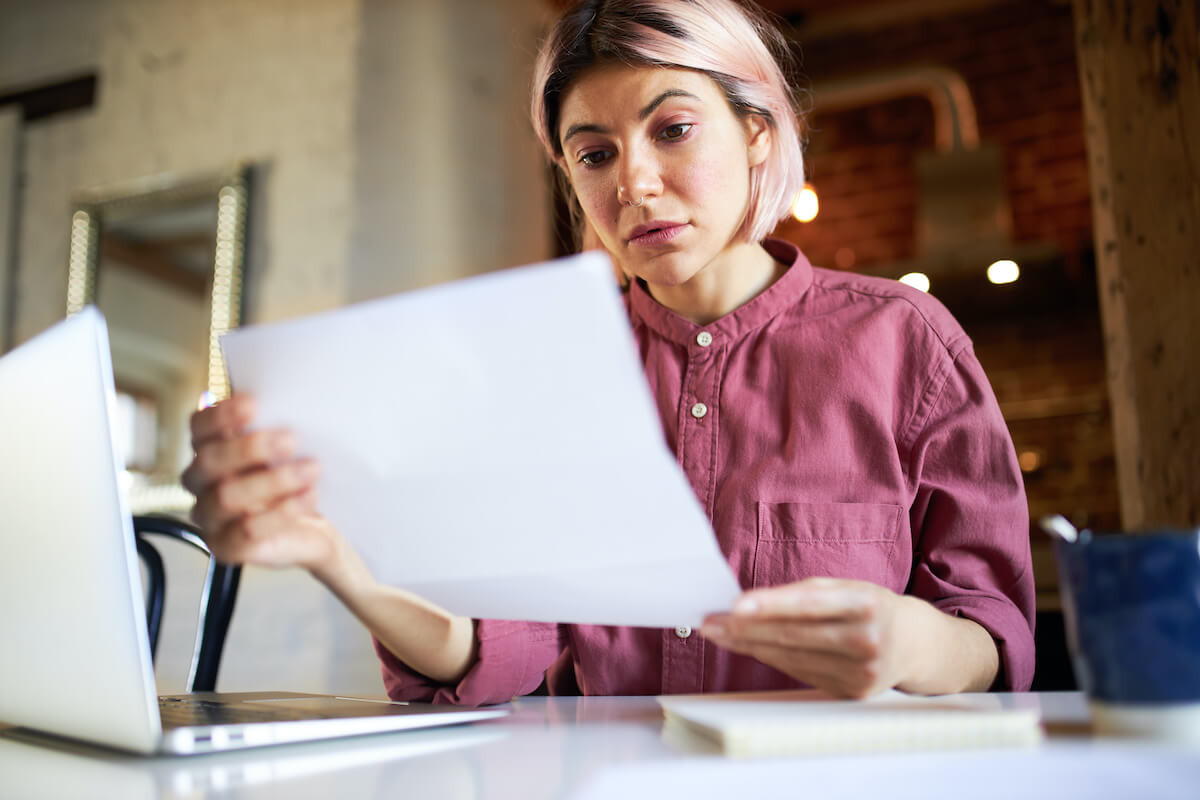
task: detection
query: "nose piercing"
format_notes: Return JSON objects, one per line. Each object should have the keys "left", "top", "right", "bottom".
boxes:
{"left": 626, "top": 196, "right": 644, "bottom": 208}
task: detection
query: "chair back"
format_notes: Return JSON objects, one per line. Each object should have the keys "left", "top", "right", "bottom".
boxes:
{"left": 133, "top": 515, "right": 240, "bottom": 692}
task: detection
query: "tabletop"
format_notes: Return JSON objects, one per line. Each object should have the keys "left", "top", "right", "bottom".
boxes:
{"left": 2, "top": 692, "right": 1198, "bottom": 800}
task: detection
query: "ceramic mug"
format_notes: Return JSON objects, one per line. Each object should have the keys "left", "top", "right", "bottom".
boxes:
{"left": 1053, "top": 526, "right": 1200, "bottom": 742}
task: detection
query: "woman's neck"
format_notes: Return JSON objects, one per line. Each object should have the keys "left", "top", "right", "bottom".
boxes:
{"left": 645, "top": 241, "right": 786, "bottom": 326}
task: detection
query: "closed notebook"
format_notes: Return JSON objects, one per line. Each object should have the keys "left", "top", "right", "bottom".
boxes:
{"left": 658, "top": 689, "right": 1043, "bottom": 758}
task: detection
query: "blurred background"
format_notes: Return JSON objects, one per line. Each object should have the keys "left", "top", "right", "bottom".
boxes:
{"left": 0, "top": 0, "right": 1194, "bottom": 695}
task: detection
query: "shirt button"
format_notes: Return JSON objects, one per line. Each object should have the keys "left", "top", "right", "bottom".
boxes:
{"left": 675, "top": 626, "right": 692, "bottom": 639}
{"left": 690, "top": 402, "right": 708, "bottom": 419}
{"left": 696, "top": 331, "right": 713, "bottom": 347}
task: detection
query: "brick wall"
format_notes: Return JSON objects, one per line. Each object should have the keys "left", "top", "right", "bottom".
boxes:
{"left": 777, "top": 0, "right": 1093, "bottom": 279}
{"left": 772, "top": 0, "right": 1116, "bottom": 606}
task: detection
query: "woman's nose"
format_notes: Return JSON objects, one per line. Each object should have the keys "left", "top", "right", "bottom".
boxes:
{"left": 617, "top": 147, "right": 662, "bottom": 207}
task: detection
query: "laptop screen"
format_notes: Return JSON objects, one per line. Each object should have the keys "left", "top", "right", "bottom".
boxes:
{"left": 0, "top": 309, "right": 163, "bottom": 752}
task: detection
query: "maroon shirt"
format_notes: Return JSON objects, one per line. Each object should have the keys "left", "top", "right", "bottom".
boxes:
{"left": 376, "top": 239, "right": 1035, "bottom": 702}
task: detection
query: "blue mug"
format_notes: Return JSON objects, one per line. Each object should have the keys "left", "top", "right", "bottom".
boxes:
{"left": 1052, "top": 525, "right": 1200, "bottom": 741}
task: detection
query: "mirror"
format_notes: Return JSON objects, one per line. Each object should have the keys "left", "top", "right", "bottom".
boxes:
{"left": 66, "top": 166, "right": 250, "bottom": 514}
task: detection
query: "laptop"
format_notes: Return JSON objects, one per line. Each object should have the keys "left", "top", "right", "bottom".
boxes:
{"left": 0, "top": 308, "right": 508, "bottom": 755}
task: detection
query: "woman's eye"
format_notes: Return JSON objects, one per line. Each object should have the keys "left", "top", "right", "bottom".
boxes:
{"left": 579, "top": 150, "right": 611, "bottom": 167}
{"left": 660, "top": 123, "right": 692, "bottom": 140}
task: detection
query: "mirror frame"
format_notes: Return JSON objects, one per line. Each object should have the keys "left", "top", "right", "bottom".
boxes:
{"left": 65, "top": 164, "right": 250, "bottom": 511}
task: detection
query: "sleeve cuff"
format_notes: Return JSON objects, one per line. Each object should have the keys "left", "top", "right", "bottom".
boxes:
{"left": 374, "top": 620, "right": 562, "bottom": 706}
{"left": 934, "top": 594, "right": 1036, "bottom": 691}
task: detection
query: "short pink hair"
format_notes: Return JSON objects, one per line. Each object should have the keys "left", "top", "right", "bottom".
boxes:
{"left": 531, "top": 0, "right": 806, "bottom": 245}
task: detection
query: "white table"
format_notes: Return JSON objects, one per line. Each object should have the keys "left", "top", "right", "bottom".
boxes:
{"left": 2, "top": 693, "right": 1197, "bottom": 799}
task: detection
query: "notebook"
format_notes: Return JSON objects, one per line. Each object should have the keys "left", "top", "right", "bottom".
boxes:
{"left": 659, "top": 689, "right": 1044, "bottom": 758}
{"left": 0, "top": 308, "right": 507, "bottom": 755}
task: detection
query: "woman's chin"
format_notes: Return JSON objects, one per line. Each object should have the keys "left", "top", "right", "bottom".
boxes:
{"left": 625, "top": 258, "right": 702, "bottom": 290}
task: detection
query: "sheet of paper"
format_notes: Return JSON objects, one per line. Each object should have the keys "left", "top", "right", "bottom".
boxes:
{"left": 569, "top": 743, "right": 1200, "bottom": 800}
{"left": 221, "top": 252, "right": 742, "bottom": 628}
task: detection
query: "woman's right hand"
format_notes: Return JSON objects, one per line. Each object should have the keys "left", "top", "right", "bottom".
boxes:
{"left": 182, "top": 394, "right": 480, "bottom": 684}
{"left": 182, "top": 393, "right": 336, "bottom": 571}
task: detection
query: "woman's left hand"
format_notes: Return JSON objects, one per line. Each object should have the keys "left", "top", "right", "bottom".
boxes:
{"left": 700, "top": 577, "right": 989, "bottom": 698}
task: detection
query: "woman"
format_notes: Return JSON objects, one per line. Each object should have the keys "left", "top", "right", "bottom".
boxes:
{"left": 184, "top": 0, "right": 1034, "bottom": 703}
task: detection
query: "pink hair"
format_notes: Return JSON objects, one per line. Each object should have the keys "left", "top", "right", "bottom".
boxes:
{"left": 531, "top": 0, "right": 806, "bottom": 245}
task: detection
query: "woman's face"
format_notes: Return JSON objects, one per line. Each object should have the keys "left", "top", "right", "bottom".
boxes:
{"left": 557, "top": 64, "right": 770, "bottom": 290}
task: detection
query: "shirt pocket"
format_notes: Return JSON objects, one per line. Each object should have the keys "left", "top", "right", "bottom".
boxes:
{"left": 752, "top": 502, "right": 904, "bottom": 590}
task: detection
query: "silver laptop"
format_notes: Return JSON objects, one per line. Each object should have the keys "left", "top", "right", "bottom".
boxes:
{"left": 0, "top": 308, "right": 507, "bottom": 755}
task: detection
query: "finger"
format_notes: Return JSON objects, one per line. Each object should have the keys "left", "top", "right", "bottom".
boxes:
{"left": 733, "top": 641, "right": 886, "bottom": 699}
{"left": 703, "top": 628, "right": 858, "bottom": 678}
{"left": 182, "top": 429, "right": 296, "bottom": 496}
{"left": 702, "top": 624, "right": 886, "bottom": 697}
{"left": 293, "top": 485, "right": 321, "bottom": 512}
{"left": 191, "top": 459, "right": 320, "bottom": 530}
{"left": 703, "top": 617, "right": 882, "bottom": 661}
{"left": 731, "top": 578, "right": 878, "bottom": 621}
{"left": 209, "top": 495, "right": 331, "bottom": 569}
{"left": 189, "top": 394, "right": 257, "bottom": 445}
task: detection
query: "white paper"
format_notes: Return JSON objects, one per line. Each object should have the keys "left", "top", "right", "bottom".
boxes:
{"left": 569, "top": 743, "right": 1200, "bottom": 800}
{"left": 221, "top": 252, "right": 742, "bottom": 628}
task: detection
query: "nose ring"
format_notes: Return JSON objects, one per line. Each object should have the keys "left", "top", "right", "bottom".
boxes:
{"left": 626, "top": 195, "right": 644, "bottom": 208}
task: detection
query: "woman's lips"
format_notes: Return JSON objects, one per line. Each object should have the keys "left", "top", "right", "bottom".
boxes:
{"left": 627, "top": 222, "right": 688, "bottom": 247}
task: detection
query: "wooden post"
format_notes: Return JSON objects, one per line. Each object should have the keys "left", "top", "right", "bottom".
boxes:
{"left": 1072, "top": 0, "right": 1200, "bottom": 529}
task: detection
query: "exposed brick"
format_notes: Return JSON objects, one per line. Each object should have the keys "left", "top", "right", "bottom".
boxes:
{"left": 774, "top": 1, "right": 1115, "bottom": 595}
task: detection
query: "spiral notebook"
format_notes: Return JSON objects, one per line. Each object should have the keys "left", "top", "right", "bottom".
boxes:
{"left": 659, "top": 689, "right": 1043, "bottom": 758}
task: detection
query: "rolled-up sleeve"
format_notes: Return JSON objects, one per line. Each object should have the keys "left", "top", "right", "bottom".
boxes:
{"left": 375, "top": 619, "right": 565, "bottom": 706}
{"left": 905, "top": 340, "right": 1036, "bottom": 691}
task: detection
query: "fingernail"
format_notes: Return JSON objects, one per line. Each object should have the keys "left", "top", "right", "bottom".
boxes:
{"left": 274, "top": 432, "right": 296, "bottom": 458}
{"left": 235, "top": 394, "right": 257, "bottom": 421}
{"left": 734, "top": 597, "right": 759, "bottom": 614}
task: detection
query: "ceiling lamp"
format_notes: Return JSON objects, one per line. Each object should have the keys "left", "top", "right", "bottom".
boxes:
{"left": 987, "top": 259, "right": 1020, "bottom": 284}
{"left": 898, "top": 272, "right": 931, "bottom": 293}
{"left": 791, "top": 183, "right": 819, "bottom": 222}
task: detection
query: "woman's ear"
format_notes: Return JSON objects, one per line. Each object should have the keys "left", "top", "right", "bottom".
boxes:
{"left": 744, "top": 115, "right": 772, "bottom": 168}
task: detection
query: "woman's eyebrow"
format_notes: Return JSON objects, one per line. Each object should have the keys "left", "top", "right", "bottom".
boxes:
{"left": 638, "top": 89, "right": 699, "bottom": 120}
{"left": 561, "top": 88, "right": 701, "bottom": 145}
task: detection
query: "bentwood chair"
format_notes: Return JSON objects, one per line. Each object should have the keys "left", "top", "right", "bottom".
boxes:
{"left": 133, "top": 514, "right": 240, "bottom": 692}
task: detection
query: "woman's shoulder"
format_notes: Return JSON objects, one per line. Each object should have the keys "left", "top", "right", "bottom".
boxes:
{"left": 806, "top": 265, "right": 971, "bottom": 359}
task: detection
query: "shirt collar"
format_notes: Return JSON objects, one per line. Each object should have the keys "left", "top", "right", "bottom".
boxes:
{"left": 627, "top": 238, "right": 814, "bottom": 345}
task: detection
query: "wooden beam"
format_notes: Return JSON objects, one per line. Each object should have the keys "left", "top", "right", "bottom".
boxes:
{"left": 0, "top": 74, "right": 97, "bottom": 122}
{"left": 100, "top": 236, "right": 210, "bottom": 299}
{"left": 1072, "top": 0, "right": 1200, "bottom": 528}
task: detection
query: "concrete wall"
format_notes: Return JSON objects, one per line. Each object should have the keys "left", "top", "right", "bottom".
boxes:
{"left": 349, "top": 0, "right": 551, "bottom": 300}
{"left": 2, "top": 0, "right": 552, "bottom": 694}
{"left": 12, "top": 0, "right": 360, "bottom": 345}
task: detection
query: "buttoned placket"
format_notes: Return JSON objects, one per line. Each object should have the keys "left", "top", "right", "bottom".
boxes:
{"left": 662, "top": 327, "right": 723, "bottom": 694}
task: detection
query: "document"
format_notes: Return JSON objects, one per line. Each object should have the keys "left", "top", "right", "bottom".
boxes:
{"left": 571, "top": 744, "right": 1200, "bottom": 800}
{"left": 221, "top": 252, "right": 743, "bottom": 628}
